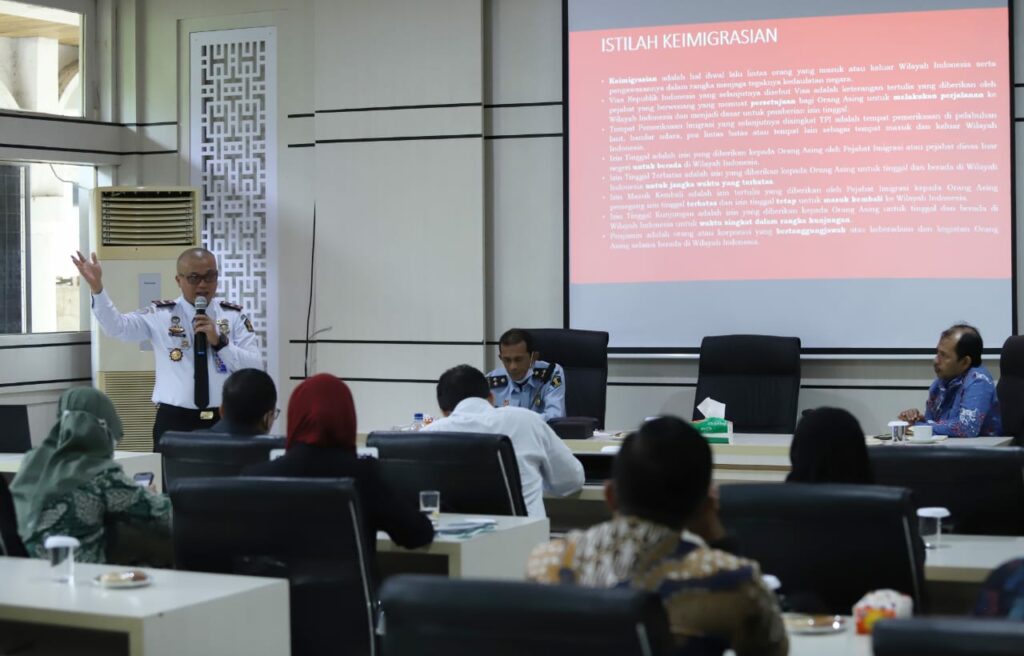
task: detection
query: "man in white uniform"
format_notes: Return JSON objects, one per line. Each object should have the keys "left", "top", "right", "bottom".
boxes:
{"left": 71, "top": 248, "right": 263, "bottom": 445}
{"left": 422, "top": 364, "right": 584, "bottom": 517}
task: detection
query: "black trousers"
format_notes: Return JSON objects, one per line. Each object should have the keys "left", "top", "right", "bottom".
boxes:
{"left": 152, "top": 404, "right": 220, "bottom": 448}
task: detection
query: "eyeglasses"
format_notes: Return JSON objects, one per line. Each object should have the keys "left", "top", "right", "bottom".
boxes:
{"left": 179, "top": 271, "right": 219, "bottom": 285}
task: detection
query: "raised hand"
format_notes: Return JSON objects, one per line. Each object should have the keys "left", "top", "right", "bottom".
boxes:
{"left": 71, "top": 251, "right": 104, "bottom": 294}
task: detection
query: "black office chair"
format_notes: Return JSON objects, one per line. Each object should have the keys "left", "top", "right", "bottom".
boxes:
{"left": 998, "top": 335, "right": 1024, "bottom": 446}
{"left": 0, "top": 475, "right": 27, "bottom": 557}
{"left": 0, "top": 405, "right": 31, "bottom": 453}
{"left": 528, "top": 328, "right": 610, "bottom": 432}
{"left": 366, "top": 431, "right": 527, "bottom": 516}
{"left": 873, "top": 617, "right": 1024, "bottom": 656}
{"left": 157, "top": 432, "right": 285, "bottom": 491}
{"left": 692, "top": 334, "right": 801, "bottom": 434}
{"left": 379, "top": 574, "right": 673, "bottom": 656}
{"left": 869, "top": 446, "right": 1024, "bottom": 536}
{"left": 719, "top": 483, "right": 924, "bottom": 615}
{"left": 171, "top": 477, "right": 377, "bottom": 656}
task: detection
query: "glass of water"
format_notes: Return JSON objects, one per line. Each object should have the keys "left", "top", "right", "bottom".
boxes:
{"left": 419, "top": 490, "right": 441, "bottom": 521}
{"left": 917, "top": 507, "right": 951, "bottom": 549}
{"left": 44, "top": 535, "right": 81, "bottom": 582}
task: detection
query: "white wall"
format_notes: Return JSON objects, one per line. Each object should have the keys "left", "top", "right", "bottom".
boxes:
{"left": 2, "top": 0, "right": 1020, "bottom": 442}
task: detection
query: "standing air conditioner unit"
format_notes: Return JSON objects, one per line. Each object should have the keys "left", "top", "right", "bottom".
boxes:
{"left": 92, "top": 187, "right": 200, "bottom": 452}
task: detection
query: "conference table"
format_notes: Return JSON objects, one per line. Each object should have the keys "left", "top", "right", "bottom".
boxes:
{"left": 377, "top": 513, "right": 549, "bottom": 580}
{"left": 0, "top": 450, "right": 164, "bottom": 492}
{"left": 0, "top": 556, "right": 288, "bottom": 656}
{"left": 546, "top": 434, "right": 1014, "bottom": 531}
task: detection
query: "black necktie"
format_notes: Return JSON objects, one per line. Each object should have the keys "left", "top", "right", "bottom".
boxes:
{"left": 194, "top": 327, "right": 209, "bottom": 409}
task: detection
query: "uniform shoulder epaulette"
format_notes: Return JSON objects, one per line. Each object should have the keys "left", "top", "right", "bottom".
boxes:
{"left": 488, "top": 375, "right": 508, "bottom": 389}
{"left": 533, "top": 366, "right": 553, "bottom": 382}
{"left": 219, "top": 300, "right": 243, "bottom": 312}
{"left": 153, "top": 299, "right": 176, "bottom": 308}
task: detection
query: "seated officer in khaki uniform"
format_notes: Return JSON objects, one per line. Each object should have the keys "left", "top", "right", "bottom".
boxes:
{"left": 486, "top": 328, "right": 566, "bottom": 422}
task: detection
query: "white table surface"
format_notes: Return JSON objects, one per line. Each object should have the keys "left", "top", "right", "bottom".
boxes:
{"left": 0, "top": 556, "right": 289, "bottom": 656}
{"left": 926, "top": 534, "right": 1024, "bottom": 583}
{"left": 785, "top": 621, "right": 872, "bottom": 656}
{"left": 0, "top": 450, "right": 164, "bottom": 493}
{"left": 377, "top": 512, "right": 549, "bottom": 580}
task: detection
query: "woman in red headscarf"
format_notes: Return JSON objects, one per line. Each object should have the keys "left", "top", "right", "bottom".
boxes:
{"left": 243, "top": 373, "right": 433, "bottom": 549}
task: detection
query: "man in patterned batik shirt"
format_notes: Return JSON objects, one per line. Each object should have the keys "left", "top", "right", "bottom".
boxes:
{"left": 526, "top": 416, "right": 787, "bottom": 656}
{"left": 899, "top": 323, "right": 1002, "bottom": 437}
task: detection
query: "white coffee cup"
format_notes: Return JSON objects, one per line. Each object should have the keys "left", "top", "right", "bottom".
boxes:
{"left": 913, "top": 424, "right": 933, "bottom": 440}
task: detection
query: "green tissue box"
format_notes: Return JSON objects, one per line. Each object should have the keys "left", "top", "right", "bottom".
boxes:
{"left": 691, "top": 418, "right": 732, "bottom": 444}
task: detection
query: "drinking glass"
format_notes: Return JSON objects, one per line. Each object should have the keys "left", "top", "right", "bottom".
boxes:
{"left": 44, "top": 535, "right": 80, "bottom": 583}
{"left": 917, "top": 507, "right": 950, "bottom": 549}
{"left": 419, "top": 490, "right": 441, "bottom": 521}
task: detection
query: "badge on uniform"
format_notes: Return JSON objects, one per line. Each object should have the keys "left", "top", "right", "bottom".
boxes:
{"left": 169, "top": 316, "right": 185, "bottom": 337}
{"left": 551, "top": 374, "right": 562, "bottom": 389}
{"left": 242, "top": 315, "right": 254, "bottom": 333}
{"left": 169, "top": 348, "right": 183, "bottom": 362}
{"left": 214, "top": 353, "right": 228, "bottom": 374}
{"left": 534, "top": 397, "right": 542, "bottom": 407}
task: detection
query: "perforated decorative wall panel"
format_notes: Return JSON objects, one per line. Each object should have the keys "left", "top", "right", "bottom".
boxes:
{"left": 190, "top": 27, "right": 278, "bottom": 375}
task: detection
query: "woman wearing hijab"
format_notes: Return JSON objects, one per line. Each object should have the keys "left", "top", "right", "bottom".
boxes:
{"left": 10, "top": 387, "right": 171, "bottom": 562}
{"left": 787, "top": 407, "right": 875, "bottom": 484}
{"left": 242, "top": 373, "right": 433, "bottom": 550}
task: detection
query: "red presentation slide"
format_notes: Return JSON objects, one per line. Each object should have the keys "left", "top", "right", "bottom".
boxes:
{"left": 569, "top": 9, "right": 1011, "bottom": 284}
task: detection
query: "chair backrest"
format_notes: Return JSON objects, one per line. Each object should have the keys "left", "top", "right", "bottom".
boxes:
{"left": 157, "top": 432, "right": 285, "bottom": 491}
{"left": 527, "top": 328, "right": 610, "bottom": 427}
{"left": 998, "top": 335, "right": 1024, "bottom": 445}
{"left": 869, "top": 446, "right": 1024, "bottom": 536}
{"left": 873, "top": 617, "right": 1024, "bottom": 656}
{"left": 692, "top": 334, "right": 801, "bottom": 433}
{"left": 379, "top": 574, "right": 673, "bottom": 656}
{"left": 171, "top": 477, "right": 376, "bottom": 656}
{"left": 0, "top": 474, "right": 28, "bottom": 557}
{"left": 719, "top": 483, "right": 924, "bottom": 614}
{"left": 0, "top": 405, "right": 31, "bottom": 452}
{"left": 366, "top": 431, "right": 527, "bottom": 516}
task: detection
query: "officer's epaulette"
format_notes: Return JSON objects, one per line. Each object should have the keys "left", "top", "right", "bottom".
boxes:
{"left": 219, "top": 300, "right": 243, "bottom": 312}
{"left": 533, "top": 366, "right": 553, "bottom": 382}
{"left": 488, "top": 375, "right": 508, "bottom": 389}
{"left": 153, "top": 299, "right": 176, "bottom": 308}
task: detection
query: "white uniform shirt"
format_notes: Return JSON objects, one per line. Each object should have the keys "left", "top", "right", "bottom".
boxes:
{"left": 91, "top": 290, "right": 263, "bottom": 408}
{"left": 421, "top": 397, "right": 585, "bottom": 517}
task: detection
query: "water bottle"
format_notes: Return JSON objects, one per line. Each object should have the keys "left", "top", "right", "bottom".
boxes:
{"left": 411, "top": 412, "right": 424, "bottom": 431}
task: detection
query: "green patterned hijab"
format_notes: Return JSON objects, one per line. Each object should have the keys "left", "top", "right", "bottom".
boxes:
{"left": 10, "top": 387, "right": 124, "bottom": 538}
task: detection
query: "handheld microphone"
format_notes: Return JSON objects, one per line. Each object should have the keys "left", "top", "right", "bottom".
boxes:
{"left": 194, "top": 295, "right": 208, "bottom": 356}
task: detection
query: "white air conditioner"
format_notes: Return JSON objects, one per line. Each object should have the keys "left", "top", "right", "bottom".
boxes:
{"left": 91, "top": 186, "right": 201, "bottom": 451}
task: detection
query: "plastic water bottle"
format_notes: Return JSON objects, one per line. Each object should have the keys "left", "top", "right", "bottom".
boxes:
{"left": 411, "top": 412, "right": 424, "bottom": 431}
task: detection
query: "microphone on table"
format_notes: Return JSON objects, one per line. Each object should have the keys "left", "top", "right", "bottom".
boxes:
{"left": 194, "top": 295, "right": 208, "bottom": 356}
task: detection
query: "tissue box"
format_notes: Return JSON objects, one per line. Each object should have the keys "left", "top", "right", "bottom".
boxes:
{"left": 853, "top": 589, "right": 913, "bottom": 634}
{"left": 691, "top": 418, "right": 732, "bottom": 444}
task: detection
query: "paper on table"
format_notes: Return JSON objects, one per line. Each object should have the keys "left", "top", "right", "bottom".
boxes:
{"left": 696, "top": 397, "right": 726, "bottom": 420}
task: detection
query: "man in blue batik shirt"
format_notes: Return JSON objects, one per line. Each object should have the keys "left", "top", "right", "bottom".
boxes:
{"left": 899, "top": 324, "right": 1002, "bottom": 437}
{"left": 486, "top": 328, "right": 566, "bottom": 422}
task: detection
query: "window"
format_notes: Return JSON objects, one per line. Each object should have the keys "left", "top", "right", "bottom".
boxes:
{"left": 0, "top": 0, "right": 83, "bottom": 117}
{"left": 0, "top": 161, "right": 93, "bottom": 333}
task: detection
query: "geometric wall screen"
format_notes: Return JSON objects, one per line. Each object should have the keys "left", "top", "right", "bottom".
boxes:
{"left": 189, "top": 26, "right": 278, "bottom": 375}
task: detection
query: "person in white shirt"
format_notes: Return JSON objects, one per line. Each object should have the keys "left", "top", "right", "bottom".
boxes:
{"left": 422, "top": 364, "right": 584, "bottom": 517}
{"left": 71, "top": 248, "right": 263, "bottom": 445}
